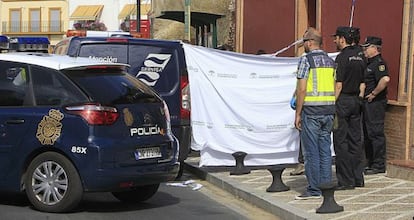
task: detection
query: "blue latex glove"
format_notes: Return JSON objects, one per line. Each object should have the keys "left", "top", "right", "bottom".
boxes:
{"left": 290, "top": 96, "right": 296, "bottom": 110}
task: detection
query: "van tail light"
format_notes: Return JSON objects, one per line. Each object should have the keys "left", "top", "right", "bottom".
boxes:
{"left": 180, "top": 75, "right": 191, "bottom": 120}
{"left": 163, "top": 101, "right": 172, "bottom": 136}
{"left": 65, "top": 104, "right": 119, "bottom": 125}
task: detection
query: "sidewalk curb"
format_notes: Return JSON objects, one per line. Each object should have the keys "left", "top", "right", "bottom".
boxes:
{"left": 184, "top": 162, "right": 320, "bottom": 220}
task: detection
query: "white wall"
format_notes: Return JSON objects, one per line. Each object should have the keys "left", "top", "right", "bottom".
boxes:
{"left": 68, "top": 0, "right": 144, "bottom": 31}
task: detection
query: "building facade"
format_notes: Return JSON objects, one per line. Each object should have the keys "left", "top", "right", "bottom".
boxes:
{"left": 67, "top": 0, "right": 148, "bottom": 32}
{"left": 0, "top": 0, "right": 68, "bottom": 45}
{"left": 151, "top": 0, "right": 232, "bottom": 48}
{"left": 0, "top": 0, "right": 151, "bottom": 44}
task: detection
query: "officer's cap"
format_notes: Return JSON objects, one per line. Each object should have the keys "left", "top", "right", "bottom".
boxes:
{"left": 361, "top": 36, "right": 382, "bottom": 47}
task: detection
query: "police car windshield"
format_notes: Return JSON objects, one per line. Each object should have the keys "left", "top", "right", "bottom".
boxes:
{"left": 63, "top": 68, "right": 160, "bottom": 104}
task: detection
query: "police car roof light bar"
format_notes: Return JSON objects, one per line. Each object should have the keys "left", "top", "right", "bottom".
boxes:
{"left": 0, "top": 35, "right": 9, "bottom": 50}
{"left": 8, "top": 37, "right": 50, "bottom": 52}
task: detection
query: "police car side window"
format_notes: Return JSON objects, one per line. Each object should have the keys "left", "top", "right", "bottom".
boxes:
{"left": 31, "top": 66, "right": 88, "bottom": 106}
{"left": 0, "top": 61, "right": 29, "bottom": 107}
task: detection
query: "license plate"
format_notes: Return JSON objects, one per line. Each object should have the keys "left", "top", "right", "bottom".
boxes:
{"left": 135, "top": 147, "right": 162, "bottom": 160}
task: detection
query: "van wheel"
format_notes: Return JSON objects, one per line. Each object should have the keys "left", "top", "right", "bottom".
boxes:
{"left": 24, "top": 152, "right": 83, "bottom": 213}
{"left": 112, "top": 184, "right": 160, "bottom": 203}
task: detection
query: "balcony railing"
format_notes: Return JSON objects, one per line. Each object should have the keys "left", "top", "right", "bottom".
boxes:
{"left": 1, "top": 21, "right": 65, "bottom": 34}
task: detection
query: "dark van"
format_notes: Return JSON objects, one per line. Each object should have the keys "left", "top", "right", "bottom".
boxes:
{"left": 53, "top": 37, "right": 191, "bottom": 172}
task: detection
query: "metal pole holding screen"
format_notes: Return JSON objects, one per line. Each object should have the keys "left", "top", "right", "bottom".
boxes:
{"left": 137, "top": 0, "right": 141, "bottom": 32}
{"left": 349, "top": 0, "right": 356, "bottom": 27}
{"left": 184, "top": 0, "right": 191, "bottom": 41}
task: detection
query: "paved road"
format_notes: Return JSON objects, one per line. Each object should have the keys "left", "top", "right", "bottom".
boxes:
{"left": 0, "top": 172, "right": 278, "bottom": 220}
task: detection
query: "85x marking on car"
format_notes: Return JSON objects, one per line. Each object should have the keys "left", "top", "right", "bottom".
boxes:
{"left": 71, "top": 146, "right": 87, "bottom": 154}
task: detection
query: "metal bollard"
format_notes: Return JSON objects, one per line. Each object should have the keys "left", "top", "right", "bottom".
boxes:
{"left": 316, "top": 183, "right": 344, "bottom": 213}
{"left": 230, "top": 151, "right": 251, "bottom": 175}
{"left": 266, "top": 166, "right": 289, "bottom": 192}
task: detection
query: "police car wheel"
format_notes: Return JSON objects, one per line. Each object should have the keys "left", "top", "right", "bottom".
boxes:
{"left": 112, "top": 184, "right": 160, "bottom": 203}
{"left": 24, "top": 152, "right": 83, "bottom": 213}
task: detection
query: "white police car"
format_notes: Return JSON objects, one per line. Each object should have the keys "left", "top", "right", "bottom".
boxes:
{"left": 0, "top": 53, "right": 179, "bottom": 212}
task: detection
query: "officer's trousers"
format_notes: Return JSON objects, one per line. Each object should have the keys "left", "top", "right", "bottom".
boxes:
{"left": 334, "top": 94, "right": 364, "bottom": 186}
{"left": 363, "top": 99, "right": 387, "bottom": 171}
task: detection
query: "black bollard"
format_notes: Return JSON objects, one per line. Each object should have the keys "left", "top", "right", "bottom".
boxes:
{"left": 230, "top": 151, "right": 251, "bottom": 175}
{"left": 266, "top": 166, "right": 289, "bottom": 192}
{"left": 316, "top": 183, "right": 344, "bottom": 213}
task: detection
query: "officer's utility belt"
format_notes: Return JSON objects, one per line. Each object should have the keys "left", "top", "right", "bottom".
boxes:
{"left": 340, "top": 92, "right": 359, "bottom": 96}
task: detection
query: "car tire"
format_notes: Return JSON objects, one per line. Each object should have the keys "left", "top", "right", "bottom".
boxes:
{"left": 112, "top": 184, "right": 160, "bottom": 203}
{"left": 24, "top": 152, "right": 83, "bottom": 213}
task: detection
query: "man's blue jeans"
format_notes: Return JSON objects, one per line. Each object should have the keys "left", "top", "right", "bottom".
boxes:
{"left": 300, "top": 112, "right": 334, "bottom": 195}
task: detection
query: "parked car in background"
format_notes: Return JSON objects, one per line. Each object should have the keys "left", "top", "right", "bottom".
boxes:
{"left": 0, "top": 53, "right": 179, "bottom": 212}
{"left": 53, "top": 36, "right": 191, "bottom": 177}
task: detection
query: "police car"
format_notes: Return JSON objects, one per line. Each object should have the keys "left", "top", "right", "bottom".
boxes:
{"left": 0, "top": 53, "right": 179, "bottom": 212}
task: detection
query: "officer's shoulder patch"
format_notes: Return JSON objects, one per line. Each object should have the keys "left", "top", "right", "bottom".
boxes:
{"left": 379, "top": 65, "right": 386, "bottom": 72}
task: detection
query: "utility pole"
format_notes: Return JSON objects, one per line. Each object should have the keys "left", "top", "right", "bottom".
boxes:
{"left": 184, "top": 0, "right": 191, "bottom": 41}
{"left": 136, "top": 0, "right": 141, "bottom": 32}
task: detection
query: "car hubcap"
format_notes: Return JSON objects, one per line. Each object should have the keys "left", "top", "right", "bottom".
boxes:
{"left": 31, "top": 161, "right": 68, "bottom": 205}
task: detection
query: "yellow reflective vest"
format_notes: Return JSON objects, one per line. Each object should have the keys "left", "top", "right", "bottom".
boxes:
{"left": 304, "top": 52, "right": 335, "bottom": 106}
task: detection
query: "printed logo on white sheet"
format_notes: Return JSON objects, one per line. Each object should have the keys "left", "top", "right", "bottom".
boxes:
{"left": 136, "top": 54, "right": 172, "bottom": 86}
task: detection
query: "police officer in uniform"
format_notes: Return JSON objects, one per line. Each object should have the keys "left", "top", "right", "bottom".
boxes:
{"left": 332, "top": 26, "right": 366, "bottom": 190}
{"left": 361, "top": 36, "right": 390, "bottom": 175}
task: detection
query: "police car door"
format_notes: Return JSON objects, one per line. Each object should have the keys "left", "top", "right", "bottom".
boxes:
{"left": 0, "top": 63, "right": 31, "bottom": 179}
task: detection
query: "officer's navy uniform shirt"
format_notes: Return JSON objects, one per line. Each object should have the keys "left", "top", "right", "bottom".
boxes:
{"left": 364, "top": 54, "right": 389, "bottom": 100}
{"left": 335, "top": 45, "right": 366, "bottom": 95}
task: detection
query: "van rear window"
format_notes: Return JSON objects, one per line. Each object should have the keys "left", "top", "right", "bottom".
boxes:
{"left": 78, "top": 44, "right": 128, "bottom": 64}
{"left": 76, "top": 42, "right": 181, "bottom": 95}
{"left": 63, "top": 69, "right": 160, "bottom": 104}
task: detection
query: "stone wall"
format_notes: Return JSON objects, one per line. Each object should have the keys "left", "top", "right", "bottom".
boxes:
{"left": 385, "top": 105, "right": 408, "bottom": 160}
{"left": 151, "top": 0, "right": 233, "bottom": 47}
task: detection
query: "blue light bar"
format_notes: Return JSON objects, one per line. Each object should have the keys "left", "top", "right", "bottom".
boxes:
{"left": 8, "top": 36, "right": 50, "bottom": 52}
{"left": 9, "top": 37, "right": 50, "bottom": 44}
{"left": 0, "top": 35, "right": 8, "bottom": 43}
{"left": 0, "top": 35, "right": 8, "bottom": 50}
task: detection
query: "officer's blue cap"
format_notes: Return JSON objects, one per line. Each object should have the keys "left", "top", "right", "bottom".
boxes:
{"left": 362, "top": 36, "right": 382, "bottom": 47}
